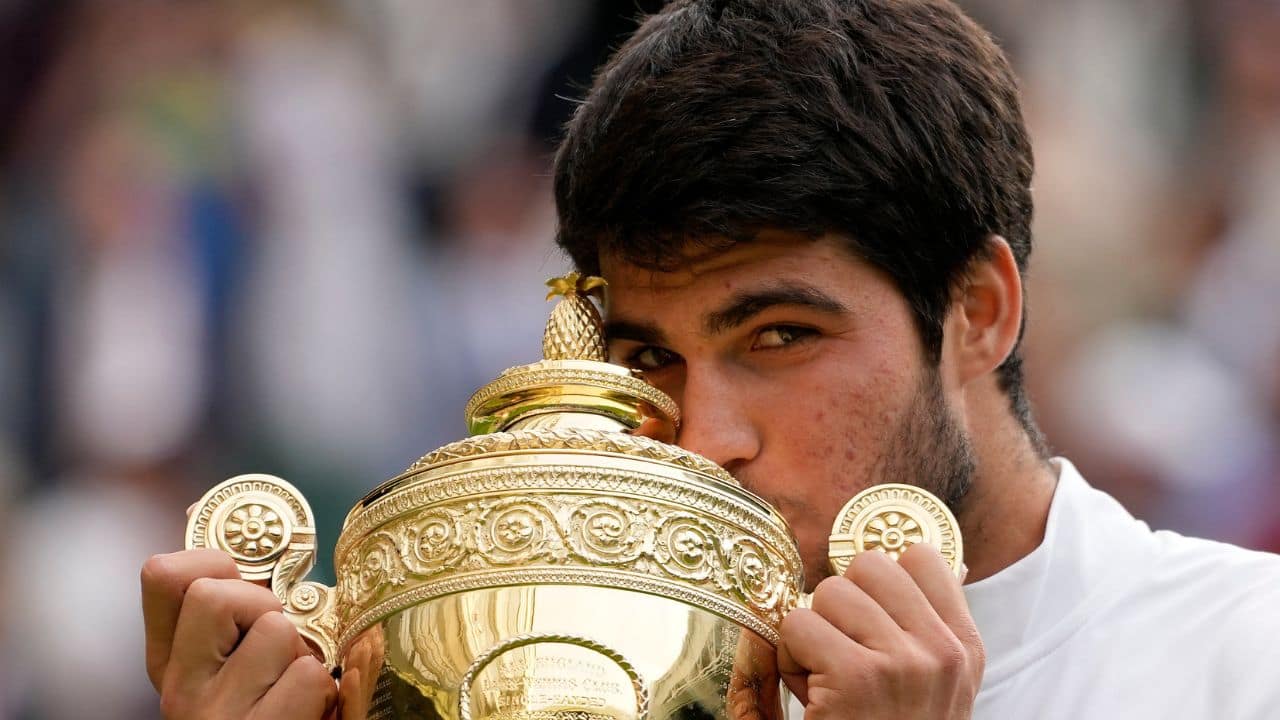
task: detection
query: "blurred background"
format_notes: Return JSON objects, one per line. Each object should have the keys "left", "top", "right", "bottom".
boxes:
{"left": 0, "top": 0, "right": 1277, "bottom": 717}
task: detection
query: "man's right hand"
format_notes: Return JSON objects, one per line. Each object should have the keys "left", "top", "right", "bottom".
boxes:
{"left": 141, "top": 549, "right": 338, "bottom": 719}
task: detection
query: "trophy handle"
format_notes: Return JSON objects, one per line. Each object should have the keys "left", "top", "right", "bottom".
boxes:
{"left": 185, "top": 474, "right": 341, "bottom": 669}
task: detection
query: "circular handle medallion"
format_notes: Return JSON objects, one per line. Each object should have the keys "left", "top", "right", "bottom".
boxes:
{"left": 185, "top": 474, "right": 316, "bottom": 582}
{"left": 828, "top": 483, "right": 963, "bottom": 578}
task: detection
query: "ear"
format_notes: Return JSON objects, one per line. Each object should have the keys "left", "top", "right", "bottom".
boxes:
{"left": 945, "top": 236, "right": 1023, "bottom": 387}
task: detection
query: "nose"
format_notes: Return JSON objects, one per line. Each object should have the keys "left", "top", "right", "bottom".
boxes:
{"left": 673, "top": 367, "right": 761, "bottom": 475}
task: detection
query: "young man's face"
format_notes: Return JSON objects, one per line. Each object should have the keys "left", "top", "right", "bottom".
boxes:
{"left": 601, "top": 232, "right": 975, "bottom": 588}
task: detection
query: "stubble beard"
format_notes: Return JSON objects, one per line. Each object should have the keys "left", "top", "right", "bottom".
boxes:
{"left": 881, "top": 367, "right": 977, "bottom": 513}
{"left": 814, "top": 367, "right": 977, "bottom": 584}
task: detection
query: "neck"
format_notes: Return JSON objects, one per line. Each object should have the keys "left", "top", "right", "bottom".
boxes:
{"left": 955, "top": 387, "right": 1058, "bottom": 583}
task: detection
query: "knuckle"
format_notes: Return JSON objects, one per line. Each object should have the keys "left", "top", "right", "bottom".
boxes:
{"left": 188, "top": 547, "right": 239, "bottom": 572}
{"left": 959, "top": 624, "right": 986, "bottom": 669}
{"left": 971, "top": 638, "right": 987, "bottom": 673}
{"left": 251, "top": 610, "right": 299, "bottom": 642}
{"left": 158, "top": 682, "right": 197, "bottom": 720}
{"left": 845, "top": 548, "right": 896, "bottom": 582}
{"left": 902, "top": 636, "right": 965, "bottom": 684}
{"left": 141, "top": 553, "right": 187, "bottom": 597}
{"left": 778, "top": 607, "right": 811, "bottom": 637}
{"left": 184, "top": 576, "right": 226, "bottom": 611}
{"left": 300, "top": 655, "right": 333, "bottom": 683}
{"left": 293, "top": 656, "right": 337, "bottom": 697}
{"left": 140, "top": 554, "right": 171, "bottom": 588}
{"left": 158, "top": 692, "right": 181, "bottom": 720}
{"left": 809, "top": 576, "right": 850, "bottom": 614}
{"left": 806, "top": 689, "right": 855, "bottom": 719}
{"left": 891, "top": 646, "right": 930, "bottom": 680}
{"left": 203, "top": 548, "right": 240, "bottom": 575}
{"left": 141, "top": 550, "right": 240, "bottom": 593}
{"left": 901, "top": 542, "right": 943, "bottom": 564}
{"left": 935, "top": 635, "right": 967, "bottom": 672}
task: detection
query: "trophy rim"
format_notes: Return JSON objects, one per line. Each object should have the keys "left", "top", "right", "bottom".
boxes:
{"left": 387, "top": 427, "right": 734, "bottom": 495}
{"left": 464, "top": 359, "right": 683, "bottom": 435}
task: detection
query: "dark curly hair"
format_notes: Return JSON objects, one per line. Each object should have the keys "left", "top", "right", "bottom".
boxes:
{"left": 554, "top": 0, "right": 1043, "bottom": 449}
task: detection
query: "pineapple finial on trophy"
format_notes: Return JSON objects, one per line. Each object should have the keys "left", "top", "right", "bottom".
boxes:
{"left": 463, "top": 273, "right": 681, "bottom": 436}
{"left": 543, "top": 272, "right": 608, "bottom": 362}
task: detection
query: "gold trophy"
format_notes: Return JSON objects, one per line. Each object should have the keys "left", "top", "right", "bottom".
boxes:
{"left": 184, "top": 273, "right": 961, "bottom": 719}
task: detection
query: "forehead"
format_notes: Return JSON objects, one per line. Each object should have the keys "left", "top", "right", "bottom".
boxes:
{"left": 599, "top": 232, "right": 882, "bottom": 302}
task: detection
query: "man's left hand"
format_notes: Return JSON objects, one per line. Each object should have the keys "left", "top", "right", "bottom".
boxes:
{"left": 778, "top": 544, "right": 984, "bottom": 719}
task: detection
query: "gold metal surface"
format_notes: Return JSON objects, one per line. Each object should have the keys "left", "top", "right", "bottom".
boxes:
{"left": 827, "top": 483, "right": 964, "bottom": 579}
{"left": 182, "top": 273, "right": 963, "bottom": 719}
{"left": 456, "top": 633, "right": 650, "bottom": 720}
{"left": 185, "top": 473, "right": 339, "bottom": 664}
{"left": 542, "top": 273, "right": 609, "bottom": 362}
{"left": 464, "top": 360, "right": 681, "bottom": 436}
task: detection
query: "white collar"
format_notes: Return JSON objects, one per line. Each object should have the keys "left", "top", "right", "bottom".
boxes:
{"left": 962, "top": 457, "right": 1156, "bottom": 688}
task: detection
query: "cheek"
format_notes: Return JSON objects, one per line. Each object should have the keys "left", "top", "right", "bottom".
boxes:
{"left": 765, "top": 349, "right": 913, "bottom": 477}
{"left": 748, "top": 348, "right": 920, "bottom": 580}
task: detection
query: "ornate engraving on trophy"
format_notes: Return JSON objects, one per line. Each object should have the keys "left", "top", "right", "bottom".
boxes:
{"left": 569, "top": 499, "right": 648, "bottom": 563}
{"left": 404, "top": 430, "right": 721, "bottom": 482}
{"left": 330, "top": 462, "right": 799, "bottom": 651}
{"left": 489, "top": 653, "right": 625, "bottom": 709}
{"left": 462, "top": 635, "right": 647, "bottom": 720}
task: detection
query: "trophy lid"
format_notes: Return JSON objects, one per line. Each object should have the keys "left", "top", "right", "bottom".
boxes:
{"left": 358, "top": 273, "right": 736, "bottom": 502}
{"left": 463, "top": 272, "right": 681, "bottom": 439}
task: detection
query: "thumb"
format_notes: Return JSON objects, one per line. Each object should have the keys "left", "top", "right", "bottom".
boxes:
{"left": 776, "top": 643, "right": 810, "bottom": 706}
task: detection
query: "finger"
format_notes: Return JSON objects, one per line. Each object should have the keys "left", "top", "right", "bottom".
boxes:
{"left": 897, "top": 544, "right": 968, "bottom": 628}
{"left": 253, "top": 656, "right": 338, "bottom": 720}
{"left": 778, "top": 607, "right": 867, "bottom": 677}
{"left": 164, "top": 577, "right": 284, "bottom": 702}
{"left": 808, "top": 575, "right": 901, "bottom": 651}
{"left": 337, "top": 626, "right": 384, "bottom": 720}
{"left": 142, "top": 549, "right": 242, "bottom": 690}
{"left": 898, "top": 544, "right": 981, "bottom": 653}
{"left": 336, "top": 667, "right": 370, "bottom": 720}
{"left": 775, "top": 640, "right": 809, "bottom": 706}
{"left": 214, "top": 611, "right": 310, "bottom": 712}
{"left": 843, "top": 549, "right": 938, "bottom": 632}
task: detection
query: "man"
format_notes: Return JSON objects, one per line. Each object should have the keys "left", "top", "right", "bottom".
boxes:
{"left": 141, "top": 1, "right": 1280, "bottom": 718}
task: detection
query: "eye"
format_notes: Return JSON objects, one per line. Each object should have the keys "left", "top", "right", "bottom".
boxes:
{"left": 625, "top": 345, "right": 680, "bottom": 371}
{"left": 753, "top": 325, "right": 817, "bottom": 350}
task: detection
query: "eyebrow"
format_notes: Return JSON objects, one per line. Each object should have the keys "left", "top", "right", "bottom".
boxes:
{"left": 603, "top": 319, "right": 670, "bottom": 347}
{"left": 604, "top": 282, "right": 849, "bottom": 347}
{"left": 704, "top": 283, "right": 849, "bottom": 336}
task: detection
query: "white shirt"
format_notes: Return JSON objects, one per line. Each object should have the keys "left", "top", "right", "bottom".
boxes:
{"left": 789, "top": 458, "right": 1280, "bottom": 718}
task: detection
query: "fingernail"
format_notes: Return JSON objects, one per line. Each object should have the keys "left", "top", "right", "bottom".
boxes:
{"left": 960, "top": 563, "right": 970, "bottom": 583}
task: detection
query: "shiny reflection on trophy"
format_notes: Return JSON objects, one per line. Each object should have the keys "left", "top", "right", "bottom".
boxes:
{"left": 184, "top": 273, "right": 961, "bottom": 719}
